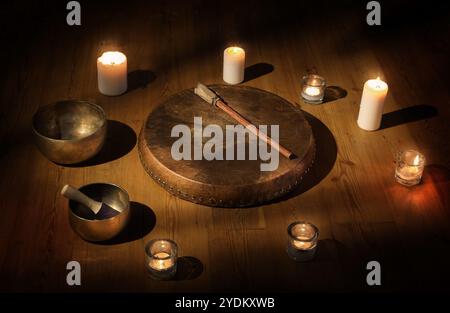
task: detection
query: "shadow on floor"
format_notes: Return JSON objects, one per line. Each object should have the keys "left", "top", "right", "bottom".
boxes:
{"left": 314, "top": 239, "right": 348, "bottom": 262}
{"left": 243, "top": 63, "right": 274, "bottom": 83}
{"left": 278, "top": 111, "right": 337, "bottom": 200}
{"left": 172, "top": 256, "right": 204, "bottom": 280}
{"left": 380, "top": 104, "right": 438, "bottom": 130}
{"left": 127, "top": 70, "right": 156, "bottom": 93}
{"left": 96, "top": 201, "right": 156, "bottom": 245}
{"left": 322, "top": 86, "right": 347, "bottom": 104}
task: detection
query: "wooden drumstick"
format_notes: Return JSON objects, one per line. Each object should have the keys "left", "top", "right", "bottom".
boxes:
{"left": 194, "top": 83, "right": 296, "bottom": 160}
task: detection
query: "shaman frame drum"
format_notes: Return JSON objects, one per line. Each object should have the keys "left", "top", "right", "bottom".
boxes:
{"left": 138, "top": 85, "right": 315, "bottom": 207}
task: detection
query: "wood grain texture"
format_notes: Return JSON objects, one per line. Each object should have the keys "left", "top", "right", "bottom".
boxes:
{"left": 0, "top": 0, "right": 449, "bottom": 292}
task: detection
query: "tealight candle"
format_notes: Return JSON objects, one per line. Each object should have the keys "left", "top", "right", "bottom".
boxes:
{"left": 357, "top": 77, "right": 388, "bottom": 131}
{"left": 287, "top": 221, "right": 319, "bottom": 262}
{"left": 301, "top": 74, "right": 326, "bottom": 104}
{"left": 97, "top": 51, "right": 128, "bottom": 96}
{"left": 223, "top": 46, "right": 245, "bottom": 85}
{"left": 145, "top": 239, "right": 178, "bottom": 280}
{"left": 395, "top": 150, "right": 425, "bottom": 186}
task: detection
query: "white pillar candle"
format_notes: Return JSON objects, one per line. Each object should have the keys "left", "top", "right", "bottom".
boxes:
{"left": 97, "top": 51, "right": 128, "bottom": 96}
{"left": 223, "top": 46, "right": 245, "bottom": 85}
{"left": 357, "top": 77, "right": 388, "bottom": 131}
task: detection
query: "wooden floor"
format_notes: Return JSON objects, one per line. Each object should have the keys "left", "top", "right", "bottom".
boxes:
{"left": 0, "top": 0, "right": 449, "bottom": 292}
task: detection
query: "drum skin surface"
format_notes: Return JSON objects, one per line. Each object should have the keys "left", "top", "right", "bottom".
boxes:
{"left": 138, "top": 85, "right": 315, "bottom": 207}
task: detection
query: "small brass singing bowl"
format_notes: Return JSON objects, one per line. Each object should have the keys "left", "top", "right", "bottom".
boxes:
{"left": 68, "top": 183, "right": 131, "bottom": 242}
{"left": 32, "top": 100, "right": 107, "bottom": 164}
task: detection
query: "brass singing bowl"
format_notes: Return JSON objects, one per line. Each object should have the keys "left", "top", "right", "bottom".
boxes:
{"left": 68, "top": 183, "right": 131, "bottom": 242}
{"left": 32, "top": 100, "right": 107, "bottom": 164}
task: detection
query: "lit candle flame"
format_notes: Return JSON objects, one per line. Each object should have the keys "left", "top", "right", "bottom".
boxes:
{"left": 413, "top": 155, "right": 420, "bottom": 166}
{"left": 226, "top": 46, "right": 244, "bottom": 55}
{"left": 99, "top": 51, "right": 126, "bottom": 66}
{"left": 375, "top": 77, "right": 382, "bottom": 89}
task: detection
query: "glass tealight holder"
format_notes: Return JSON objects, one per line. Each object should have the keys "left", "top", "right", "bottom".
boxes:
{"left": 145, "top": 239, "right": 178, "bottom": 280}
{"left": 395, "top": 150, "right": 425, "bottom": 186}
{"left": 287, "top": 221, "right": 319, "bottom": 262}
{"left": 301, "top": 74, "right": 326, "bottom": 104}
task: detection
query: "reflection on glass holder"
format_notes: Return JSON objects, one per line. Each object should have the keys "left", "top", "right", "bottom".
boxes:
{"left": 145, "top": 239, "right": 178, "bottom": 280}
{"left": 287, "top": 221, "right": 319, "bottom": 262}
{"left": 301, "top": 74, "right": 326, "bottom": 104}
{"left": 395, "top": 150, "right": 425, "bottom": 186}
